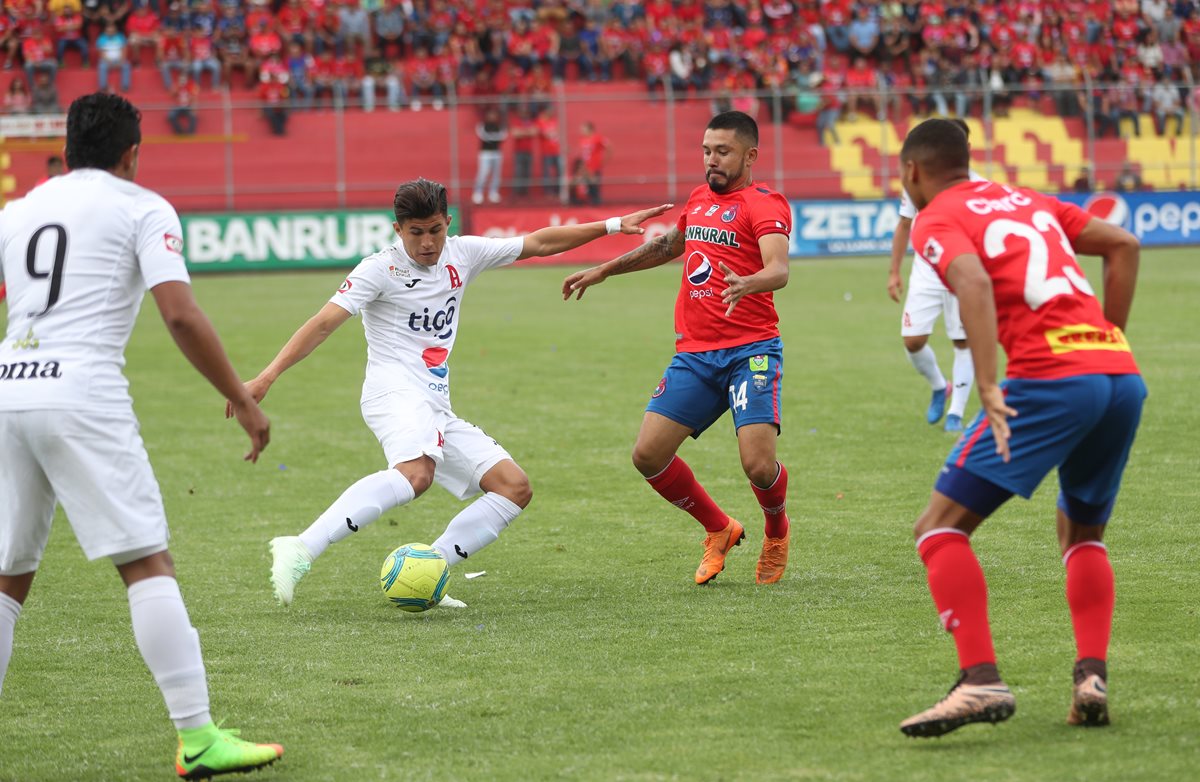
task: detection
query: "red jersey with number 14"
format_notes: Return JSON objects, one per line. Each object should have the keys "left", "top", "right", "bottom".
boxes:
{"left": 911, "top": 180, "right": 1139, "bottom": 380}
{"left": 673, "top": 182, "right": 791, "bottom": 353}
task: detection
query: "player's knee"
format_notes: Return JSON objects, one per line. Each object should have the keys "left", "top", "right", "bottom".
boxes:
{"left": 631, "top": 445, "right": 668, "bottom": 478}
{"left": 743, "top": 458, "right": 778, "bottom": 488}
{"left": 394, "top": 463, "right": 434, "bottom": 496}
{"left": 496, "top": 472, "right": 533, "bottom": 509}
{"left": 903, "top": 335, "right": 928, "bottom": 353}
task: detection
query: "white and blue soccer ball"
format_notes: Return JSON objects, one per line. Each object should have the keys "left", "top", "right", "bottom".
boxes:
{"left": 379, "top": 543, "right": 449, "bottom": 612}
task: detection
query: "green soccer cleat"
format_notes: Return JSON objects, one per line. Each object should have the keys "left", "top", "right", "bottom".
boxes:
{"left": 175, "top": 723, "right": 283, "bottom": 780}
{"left": 269, "top": 536, "right": 312, "bottom": 606}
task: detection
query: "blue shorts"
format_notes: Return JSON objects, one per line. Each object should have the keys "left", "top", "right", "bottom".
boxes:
{"left": 645, "top": 337, "right": 783, "bottom": 438}
{"left": 936, "top": 373, "right": 1147, "bottom": 525}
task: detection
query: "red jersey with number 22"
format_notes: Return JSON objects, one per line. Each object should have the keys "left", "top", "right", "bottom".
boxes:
{"left": 673, "top": 182, "right": 791, "bottom": 353}
{"left": 911, "top": 180, "right": 1139, "bottom": 380}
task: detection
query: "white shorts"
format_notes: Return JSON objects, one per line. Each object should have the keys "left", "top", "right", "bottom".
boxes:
{"left": 0, "top": 410, "right": 169, "bottom": 575}
{"left": 360, "top": 392, "right": 512, "bottom": 501}
{"left": 901, "top": 281, "right": 965, "bottom": 340}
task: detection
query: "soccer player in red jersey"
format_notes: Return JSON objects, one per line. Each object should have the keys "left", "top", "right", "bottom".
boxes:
{"left": 563, "top": 111, "right": 793, "bottom": 585}
{"left": 897, "top": 119, "right": 1145, "bottom": 737}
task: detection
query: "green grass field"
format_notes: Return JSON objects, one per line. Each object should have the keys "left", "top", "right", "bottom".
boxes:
{"left": 1, "top": 249, "right": 1198, "bottom": 782}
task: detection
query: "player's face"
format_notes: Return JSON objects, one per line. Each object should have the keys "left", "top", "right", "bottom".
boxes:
{"left": 702, "top": 128, "right": 756, "bottom": 193}
{"left": 394, "top": 214, "right": 452, "bottom": 266}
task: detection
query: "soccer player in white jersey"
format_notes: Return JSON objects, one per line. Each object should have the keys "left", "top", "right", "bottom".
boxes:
{"left": 0, "top": 94, "right": 283, "bottom": 779}
{"left": 237, "top": 178, "right": 670, "bottom": 606}
{"left": 887, "top": 118, "right": 979, "bottom": 433}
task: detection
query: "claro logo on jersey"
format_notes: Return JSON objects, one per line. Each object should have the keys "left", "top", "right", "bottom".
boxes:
{"left": 409, "top": 296, "right": 457, "bottom": 339}
{"left": 686, "top": 224, "right": 740, "bottom": 248}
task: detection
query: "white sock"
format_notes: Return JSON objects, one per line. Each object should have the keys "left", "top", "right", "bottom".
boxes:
{"left": 299, "top": 470, "right": 416, "bottom": 559}
{"left": 0, "top": 592, "right": 21, "bottom": 697}
{"left": 128, "top": 576, "right": 212, "bottom": 730}
{"left": 906, "top": 345, "right": 947, "bottom": 390}
{"left": 432, "top": 492, "right": 523, "bottom": 567}
{"left": 950, "top": 347, "right": 974, "bottom": 417}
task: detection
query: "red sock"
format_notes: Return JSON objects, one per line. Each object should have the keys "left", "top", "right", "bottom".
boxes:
{"left": 751, "top": 462, "right": 789, "bottom": 539}
{"left": 1064, "top": 542, "right": 1114, "bottom": 663}
{"left": 646, "top": 456, "right": 729, "bottom": 533}
{"left": 917, "top": 529, "right": 996, "bottom": 670}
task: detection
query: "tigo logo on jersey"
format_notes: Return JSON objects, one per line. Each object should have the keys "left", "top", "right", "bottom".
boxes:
{"left": 338, "top": 279, "right": 353, "bottom": 293}
{"left": 164, "top": 233, "right": 184, "bottom": 254}
{"left": 720, "top": 204, "right": 740, "bottom": 223}
{"left": 922, "top": 237, "right": 944, "bottom": 264}
{"left": 685, "top": 251, "right": 713, "bottom": 286}
{"left": 422, "top": 346, "right": 450, "bottom": 377}
{"left": 749, "top": 355, "right": 769, "bottom": 372}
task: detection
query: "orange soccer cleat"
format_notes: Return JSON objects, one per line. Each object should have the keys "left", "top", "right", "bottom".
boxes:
{"left": 756, "top": 532, "right": 790, "bottom": 584}
{"left": 695, "top": 519, "right": 745, "bottom": 585}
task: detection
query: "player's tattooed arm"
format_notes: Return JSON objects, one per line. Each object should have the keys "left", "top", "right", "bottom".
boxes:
{"left": 562, "top": 227, "right": 685, "bottom": 301}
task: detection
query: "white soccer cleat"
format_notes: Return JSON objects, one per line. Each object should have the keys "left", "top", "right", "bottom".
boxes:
{"left": 437, "top": 595, "right": 467, "bottom": 609}
{"left": 269, "top": 536, "right": 313, "bottom": 606}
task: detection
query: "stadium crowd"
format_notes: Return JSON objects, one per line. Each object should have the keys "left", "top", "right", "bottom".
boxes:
{"left": 0, "top": 0, "right": 1197, "bottom": 139}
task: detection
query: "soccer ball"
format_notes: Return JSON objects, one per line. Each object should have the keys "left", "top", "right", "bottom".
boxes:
{"left": 379, "top": 543, "right": 449, "bottom": 612}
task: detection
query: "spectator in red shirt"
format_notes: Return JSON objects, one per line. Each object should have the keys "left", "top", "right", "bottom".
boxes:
{"left": 0, "top": 14, "right": 18, "bottom": 71}
{"left": 125, "top": 5, "right": 160, "bottom": 67}
{"left": 536, "top": 104, "right": 561, "bottom": 196}
{"left": 54, "top": 7, "right": 89, "bottom": 67}
{"left": 248, "top": 18, "right": 282, "bottom": 84}
{"left": 158, "top": 29, "right": 188, "bottom": 91}
{"left": 408, "top": 46, "right": 445, "bottom": 110}
{"left": 189, "top": 24, "right": 222, "bottom": 89}
{"left": 313, "top": 5, "right": 343, "bottom": 57}
{"left": 510, "top": 105, "right": 538, "bottom": 197}
{"left": 168, "top": 72, "right": 198, "bottom": 136}
{"left": 277, "top": 0, "right": 313, "bottom": 51}
{"left": 644, "top": 41, "right": 669, "bottom": 96}
{"left": 22, "top": 27, "right": 57, "bottom": 87}
{"left": 575, "top": 120, "right": 609, "bottom": 205}
{"left": 259, "top": 59, "right": 289, "bottom": 135}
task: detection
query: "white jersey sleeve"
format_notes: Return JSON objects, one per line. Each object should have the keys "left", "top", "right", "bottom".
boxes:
{"left": 135, "top": 195, "right": 190, "bottom": 289}
{"left": 329, "top": 257, "right": 387, "bottom": 316}
{"left": 452, "top": 235, "right": 524, "bottom": 284}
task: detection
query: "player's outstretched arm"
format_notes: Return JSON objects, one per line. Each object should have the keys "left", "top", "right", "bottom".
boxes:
{"left": 944, "top": 253, "right": 1017, "bottom": 462}
{"left": 1070, "top": 218, "right": 1140, "bottom": 331}
{"left": 562, "top": 224, "right": 686, "bottom": 300}
{"left": 227, "top": 302, "right": 353, "bottom": 414}
{"left": 888, "top": 216, "right": 913, "bottom": 302}
{"left": 717, "top": 233, "right": 790, "bottom": 317}
{"left": 151, "top": 280, "right": 271, "bottom": 463}
{"left": 519, "top": 202, "right": 673, "bottom": 261}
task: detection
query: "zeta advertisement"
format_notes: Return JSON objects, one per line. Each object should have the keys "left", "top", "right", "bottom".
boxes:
{"left": 787, "top": 191, "right": 1200, "bottom": 257}
{"left": 180, "top": 208, "right": 461, "bottom": 272}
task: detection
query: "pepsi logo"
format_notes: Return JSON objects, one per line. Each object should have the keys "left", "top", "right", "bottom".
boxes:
{"left": 686, "top": 251, "right": 712, "bottom": 286}
{"left": 1083, "top": 193, "right": 1129, "bottom": 228}
{"left": 422, "top": 346, "right": 449, "bottom": 377}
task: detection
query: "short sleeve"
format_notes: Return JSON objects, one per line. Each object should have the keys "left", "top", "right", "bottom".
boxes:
{"left": 454, "top": 235, "right": 524, "bottom": 280}
{"left": 751, "top": 191, "right": 792, "bottom": 239}
{"left": 1052, "top": 197, "right": 1094, "bottom": 242}
{"left": 329, "top": 258, "right": 385, "bottom": 315}
{"left": 898, "top": 188, "right": 917, "bottom": 220}
{"left": 910, "top": 210, "right": 978, "bottom": 290}
{"left": 136, "top": 195, "right": 191, "bottom": 289}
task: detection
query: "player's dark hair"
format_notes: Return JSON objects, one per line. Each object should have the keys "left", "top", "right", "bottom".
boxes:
{"left": 65, "top": 92, "right": 141, "bottom": 171}
{"left": 900, "top": 119, "right": 970, "bottom": 177}
{"left": 393, "top": 178, "right": 449, "bottom": 223}
{"left": 950, "top": 117, "right": 970, "bottom": 141}
{"left": 707, "top": 111, "right": 759, "bottom": 146}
